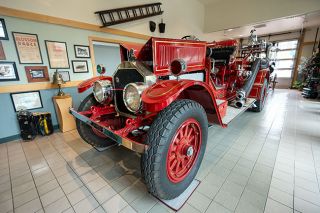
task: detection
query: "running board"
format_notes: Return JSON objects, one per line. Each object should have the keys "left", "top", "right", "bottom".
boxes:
{"left": 222, "top": 98, "right": 256, "bottom": 125}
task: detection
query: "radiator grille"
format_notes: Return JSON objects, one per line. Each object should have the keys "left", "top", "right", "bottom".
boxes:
{"left": 113, "top": 68, "right": 144, "bottom": 115}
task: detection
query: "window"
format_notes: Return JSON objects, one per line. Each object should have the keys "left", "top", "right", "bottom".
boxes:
{"left": 274, "top": 39, "right": 298, "bottom": 78}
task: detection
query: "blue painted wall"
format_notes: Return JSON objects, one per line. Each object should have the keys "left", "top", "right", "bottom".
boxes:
{"left": 0, "top": 87, "right": 91, "bottom": 140}
{"left": 0, "top": 15, "right": 145, "bottom": 141}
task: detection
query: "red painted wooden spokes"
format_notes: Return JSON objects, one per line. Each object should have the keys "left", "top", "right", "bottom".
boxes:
{"left": 166, "top": 118, "right": 202, "bottom": 183}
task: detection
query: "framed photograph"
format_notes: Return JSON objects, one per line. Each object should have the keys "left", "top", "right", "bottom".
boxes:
{"left": 0, "top": 62, "right": 19, "bottom": 81}
{"left": 0, "top": 18, "right": 8, "bottom": 40}
{"left": 45, "top": 40, "right": 70, "bottom": 69}
{"left": 25, "top": 66, "right": 49, "bottom": 83}
{"left": 12, "top": 32, "right": 43, "bottom": 64}
{"left": 59, "top": 71, "right": 70, "bottom": 82}
{"left": 72, "top": 60, "right": 89, "bottom": 73}
{"left": 10, "top": 91, "right": 43, "bottom": 111}
{"left": 0, "top": 41, "right": 5, "bottom": 60}
{"left": 74, "top": 45, "right": 90, "bottom": 58}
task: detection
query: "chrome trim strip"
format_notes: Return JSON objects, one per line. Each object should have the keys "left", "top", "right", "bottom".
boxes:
{"left": 70, "top": 108, "right": 146, "bottom": 153}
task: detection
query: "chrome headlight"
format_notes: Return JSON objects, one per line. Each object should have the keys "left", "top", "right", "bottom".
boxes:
{"left": 93, "top": 80, "right": 113, "bottom": 104}
{"left": 123, "top": 82, "right": 148, "bottom": 113}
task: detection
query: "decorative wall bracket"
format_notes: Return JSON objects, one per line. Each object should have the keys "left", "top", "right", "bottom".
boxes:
{"left": 95, "top": 2, "right": 164, "bottom": 27}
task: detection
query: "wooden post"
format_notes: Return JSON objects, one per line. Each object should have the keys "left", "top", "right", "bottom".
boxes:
{"left": 291, "top": 29, "right": 305, "bottom": 87}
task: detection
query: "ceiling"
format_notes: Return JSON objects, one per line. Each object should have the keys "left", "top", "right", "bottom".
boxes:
{"left": 202, "top": 11, "right": 320, "bottom": 41}
{"left": 196, "top": 0, "right": 221, "bottom": 4}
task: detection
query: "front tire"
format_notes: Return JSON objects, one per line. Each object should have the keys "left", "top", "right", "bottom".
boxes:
{"left": 141, "top": 100, "right": 208, "bottom": 199}
{"left": 76, "top": 94, "right": 116, "bottom": 147}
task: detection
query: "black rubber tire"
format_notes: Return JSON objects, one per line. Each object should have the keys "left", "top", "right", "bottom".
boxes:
{"left": 252, "top": 79, "right": 268, "bottom": 112}
{"left": 76, "top": 94, "right": 116, "bottom": 147}
{"left": 141, "top": 99, "right": 208, "bottom": 200}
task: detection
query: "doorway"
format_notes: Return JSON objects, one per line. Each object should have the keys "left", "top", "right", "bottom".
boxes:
{"left": 92, "top": 41, "right": 121, "bottom": 76}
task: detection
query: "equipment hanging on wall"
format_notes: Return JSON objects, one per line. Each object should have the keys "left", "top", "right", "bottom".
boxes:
{"left": 95, "top": 3, "right": 163, "bottom": 27}
{"left": 159, "top": 19, "right": 166, "bottom": 33}
{"left": 52, "top": 69, "right": 66, "bottom": 96}
{"left": 149, "top": 21, "right": 156, "bottom": 32}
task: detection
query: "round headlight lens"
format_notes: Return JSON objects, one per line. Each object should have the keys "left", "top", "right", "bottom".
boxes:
{"left": 123, "top": 83, "right": 148, "bottom": 113}
{"left": 93, "top": 80, "right": 113, "bottom": 104}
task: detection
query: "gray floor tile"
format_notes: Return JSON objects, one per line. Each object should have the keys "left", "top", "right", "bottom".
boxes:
{"left": 61, "top": 177, "right": 84, "bottom": 194}
{"left": 178, "top": 203, "right": 201, "bottom": 213}
{"left": 294, "top": 186, "right": 320, "bottom": 206}
{"left": 44, "top": 196, "right": 71, "bottom": 213}
{"left": 13, "top": 187, "right": 38, "bottom": 208}
{"left": 131, "top": 193, "right": 157, "bottom": 213}
{"left": 40, "top": 187, "right": 65, "bottom": 206}
{"left": 86, "top": 177, "right": 109, "bottom": 193}
{"left": 268, "top": 186, "right": 293, "bottom": 208}
{"left": 0, "top": 199, "right": 13, "bottom": 213}
{"left": 187, "top": 191, "right": 211, "bottom": 212}
{"left": 206, "top": 201, "right": 232, "bottom": 213}
{"left": 37, "top": 179, "right": 60, "bottom": 196}
{"left": 67, "top": 186, "right": 91, "bottom": 206}
{"left": 73, "top": 195, "right": 99, "bottom": 213}
{"left": 264, "top": 198, "right": 293, "bottom": 213}
{"left": 101, "top": 194, "right": 128, "bottom": 212}
{"left": 294, "top": 197, "right": 320, "bottom": 213}
{"left": 15, "top": 198, "right": 42, "bottom": 213}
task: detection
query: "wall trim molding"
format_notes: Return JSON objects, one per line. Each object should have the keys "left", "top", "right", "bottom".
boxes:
{"left": 0, "top": 6, "right": 151, "bottom": 40}
{"left": 0, "top": 125, "right": 60, "bottom": 144}
{"left": 0, "top": 81, "right": 82, "bottom": 93}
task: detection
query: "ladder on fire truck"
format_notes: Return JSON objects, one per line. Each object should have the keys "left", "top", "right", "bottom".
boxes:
{"left": 95, "top": 3, "right": 164, "bottom": 27}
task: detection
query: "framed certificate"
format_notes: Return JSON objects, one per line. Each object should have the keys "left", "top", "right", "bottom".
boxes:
{"left": 12, "top": 32, "right": 43, "bottom": 64}
{"left": 10, "top": 91, "right": 43, "bottom": 111}
{"left": 45, "top": 40, "right": 70, "bottom": 69}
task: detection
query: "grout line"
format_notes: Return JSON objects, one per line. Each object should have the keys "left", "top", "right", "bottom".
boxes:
{"left": 18, "top": 141, "right": 45, "bottom": 212}
{"left": 5, "top": 143, "right": 15, "bottom": 213}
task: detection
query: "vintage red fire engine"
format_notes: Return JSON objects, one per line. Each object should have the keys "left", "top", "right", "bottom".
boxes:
{"left": 70, "top": 36, "right": 272, "bottom": 199}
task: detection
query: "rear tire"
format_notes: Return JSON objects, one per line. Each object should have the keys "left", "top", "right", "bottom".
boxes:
{"left": 141, "top": 100, "right": 208, "bottom": 200}
{"left": 252, "top": 79, "right": 268, "bottom": 112}
{"left": 76, "top": 94, "right": 116, "bottom": 147}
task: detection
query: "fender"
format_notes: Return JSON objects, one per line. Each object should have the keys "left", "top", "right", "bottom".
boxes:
{"left": 78, "top": 76, "right": 112, "bottom": 93}
{"left": 248, "top": 69, "right": 269, "bottom": 99}
{"left": 142, "top": 79, "right": 223, "bottom": 125}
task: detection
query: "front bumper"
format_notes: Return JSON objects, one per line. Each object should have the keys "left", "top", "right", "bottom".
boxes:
{"left": 70, "top": 108, "right": 147, "bottom": 153}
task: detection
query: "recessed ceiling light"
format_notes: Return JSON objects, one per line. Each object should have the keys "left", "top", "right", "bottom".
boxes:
{"left": 239, "top": 34, "right": 243, "bottom": 37}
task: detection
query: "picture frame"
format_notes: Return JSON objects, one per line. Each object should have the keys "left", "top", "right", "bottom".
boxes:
{"left": 45, "top": 40, "right": 70, "bottom": 69}
{"left": 0, "top": 61, "right": 19, "bottom": 81}
{"left": 72, "top": 60, "right": 89, "bottom": 73}
{"left": 25, "top": 66, "right": 49, "bottom": 83}
{"left": 0, "top": 41, "right": 5, "bottom": 60}
{"left": 59, "top": 71, "right": 70, "bottom": 82}
{"left": 74, "top": 45, "right": 90, "bottom": 58}
{"left": 12, "top": 32, "right": 43, "bottom": 64}
{"left": 10, "top": 91, "right": 43, "bottom": 112}
{"left": 0, "top": 18, "right": 8, "bottom": 40}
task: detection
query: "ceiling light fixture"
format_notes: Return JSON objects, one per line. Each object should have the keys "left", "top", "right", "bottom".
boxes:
{"left": 227, "top": 28, "right": 233, "bottom": 31}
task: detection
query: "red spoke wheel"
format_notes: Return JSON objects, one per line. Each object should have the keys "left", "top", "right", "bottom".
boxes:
{"left": 167, "top": 118, "right": 202, "bottom": 183}
{"left": 76, "top": 94, "right": 116, "bottom": 147}
{"left": 141, "top": 100, "right": 208, "bottom": 200}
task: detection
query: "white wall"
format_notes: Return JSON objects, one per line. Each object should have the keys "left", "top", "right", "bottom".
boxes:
{"left": 203, "top": 0, "right": 320, "bottom": 33}
{"left": 0, "top": 0, "right": 205, "bottom": 39}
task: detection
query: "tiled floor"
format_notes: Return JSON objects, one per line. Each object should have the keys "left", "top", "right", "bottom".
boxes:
{"left": 0, "top": 89, "right": 319, "bottom": 213}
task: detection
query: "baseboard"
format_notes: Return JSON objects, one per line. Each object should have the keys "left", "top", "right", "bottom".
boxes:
{"left": 0, "top": 125, "right": 60, "bottom": 144}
